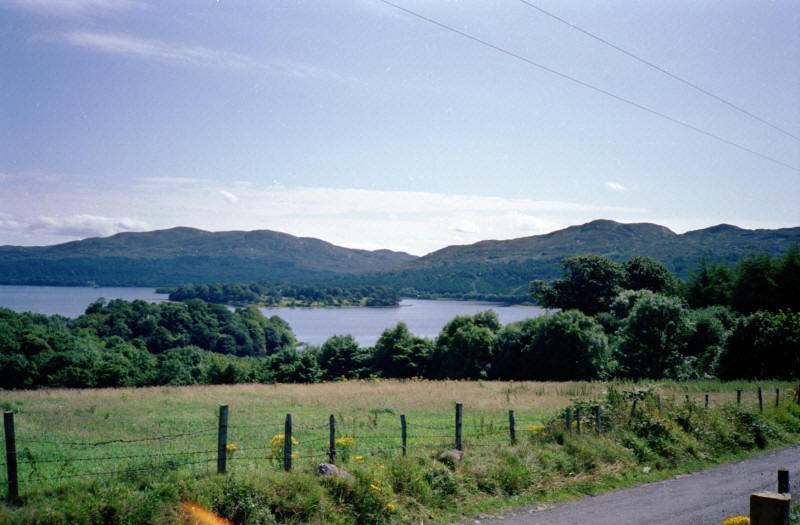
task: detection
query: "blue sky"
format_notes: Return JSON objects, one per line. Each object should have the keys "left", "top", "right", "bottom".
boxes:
{"left": 1, "top": 0, "right": 798, "bottom": 255}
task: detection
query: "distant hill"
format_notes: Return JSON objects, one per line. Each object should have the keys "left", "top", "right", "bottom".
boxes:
{"left": 0, "top": 227, "right": 416, "bottom": 286}
{"left": 1, "top": 221, "right": 798, "bottom": 299}
{"left": 349, "top": 220, "right": 800, "bottom": 301}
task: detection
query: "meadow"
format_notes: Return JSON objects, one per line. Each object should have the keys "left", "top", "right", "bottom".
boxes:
{"left": 1, "top": 379, "right": 799, "bottom": 524}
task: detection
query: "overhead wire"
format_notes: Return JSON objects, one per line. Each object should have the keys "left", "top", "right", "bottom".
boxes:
{"left": 376, "top": 0, "right": 800, "bottom": 172}
{"left": 516, "top": 0, "right": 800, "bottom": 142}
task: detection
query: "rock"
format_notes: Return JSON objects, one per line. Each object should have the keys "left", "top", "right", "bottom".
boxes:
{"left": 437, "top": 449, "right": 463, "bottom": 465}
{"left": 317, "top": 463, "right": 355, "bottom": 481}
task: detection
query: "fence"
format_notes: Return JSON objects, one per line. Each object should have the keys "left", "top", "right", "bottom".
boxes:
{"left": 3, "top": 385, "right": 794, "bottom": 502}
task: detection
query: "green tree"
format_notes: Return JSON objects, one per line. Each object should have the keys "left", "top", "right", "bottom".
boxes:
{"left": 614, "top": 291, "right": 694, "bottom": 379}
{"left": 371, "top": 322, "right": 433, "bottom": 378}
{"left": 431, "top": 311, "right": 500, "bottom": 379}
{"left": 319, "top": 335, "right": 369, "bottom": 380}
{"left": 623, "top": 256, "right": 676, "bottom": 294}
{"left": 531, "top": 255, "right": 624, "bottom": 315}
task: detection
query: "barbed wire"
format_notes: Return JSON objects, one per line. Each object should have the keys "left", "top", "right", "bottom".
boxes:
{"left": 19, "top": 427, "right": 218, "bottom": 447}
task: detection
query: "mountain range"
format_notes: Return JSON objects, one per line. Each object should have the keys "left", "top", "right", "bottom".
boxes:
{"left": 1, "top": 220, "right": 798, "bottom": 300}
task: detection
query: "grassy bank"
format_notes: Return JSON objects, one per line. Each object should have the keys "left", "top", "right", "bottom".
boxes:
{"left": 1, "top": 380, "right": 798, "bottom": 524}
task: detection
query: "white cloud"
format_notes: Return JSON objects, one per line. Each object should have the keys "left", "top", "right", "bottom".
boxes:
{"left": 0, "top": 173, "right": 652, "bottom": 253}
{"left": 15, "top": 214, "right": 149, "bottom": 238}
{"left": 219, "top": 190, "right": 238, "bottom": 204}
{"left": 606, "top": 181, "right": 629, "bottom": 192}
{"left": 452, "top": 219, "right": 480, "bottom": 234}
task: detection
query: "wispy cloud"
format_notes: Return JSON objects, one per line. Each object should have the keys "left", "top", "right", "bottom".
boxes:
{"left": 219, "top": 190, "right": 238, "bottom": 204}
{"left": 16, "top": 214, "right": 148, "bottom": 239}
{"left": 606, "top": 181, "right": 629, "bottom": 192}
{"left": 46, "top": 30, "right": 344, "bottom": 80}
{"left": 3, "top": 0, "right": 146, "bottom": 17}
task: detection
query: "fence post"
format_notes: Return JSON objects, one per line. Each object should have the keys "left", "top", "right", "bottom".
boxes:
{"left": 629, "top": 399, "right": 637, "bottom": 419}
{"left": 401, "top": 415, "right": 407, "bottom": 457}
{"left": 565, "top": 407, "right": 572, "bottom": 432}
{"left": 217, "top": 405, "right": 228, "bottom": 474}
{"left": 575, "top": 407, "right": 581, "bottom": 434}
{"left": 329, "top": 414, "right": 336, "bottom": 464}
{"left": 284, "top": 414, "right": 292, "bottom": 472}
{"left": 758, "top": 387, "right": 763, "bottom": 412}
{"left": 594, "top": 405, "right": 601, "bottom": 434}
{"left": 455, "top": 403, "right": 463, "bottom": 451}
{"left": 4, "top": 412, "right": 18, "bottom": 504}
{"left": 705, "top": 394, "right": 709, "bottom": 409}
{"left": 508, "top": 410, "right": 516, "bottom": 444}
{"left": 778, "top": 469, "right": 790, "bottom": 493}
{"left": 775, "top": 388, "right": 780, "bottom": 408}
{"left": 737, "top": 389, "right": 742, "bottom": 405}
{"left": 656, "top": 395, "right": 662, "bottom": 411}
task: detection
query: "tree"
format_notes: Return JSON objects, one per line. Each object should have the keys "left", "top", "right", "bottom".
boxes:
{"left": 684, "top": 257, "right": 734, "bottom": 308}
{"left": 531, "top": 255, "right": 624, "bottom": 315}
{"left": 431, "top": 311, "right": 500, "bottom": 379}
{"left": 493, "top": 310, "right": 610, "bottom": 380}
{"left": 614, "top": 291, "right": 694, "bottom": 379}
{"left": 318, "top": 335, "right": 369, "bottom": 380}
{"left": 371, "top": 323, "right": 433, "bottom": 378}
{"left": 623, "top": 256, "right": 676, "bottom": 294}
{"left": 732, "top": 254, "right": 778, "bottom": 314}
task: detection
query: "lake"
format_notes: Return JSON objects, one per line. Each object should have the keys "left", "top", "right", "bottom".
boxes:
{"left": 0, "top": 285, "right": 546, "bottom": 346}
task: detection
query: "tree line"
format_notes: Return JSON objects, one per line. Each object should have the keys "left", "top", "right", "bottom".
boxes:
{"left": 1, "top": 249, "right": 798, "bottom": 389}
{"left": 164, "top": 283, "right": 400, "bottom": 307}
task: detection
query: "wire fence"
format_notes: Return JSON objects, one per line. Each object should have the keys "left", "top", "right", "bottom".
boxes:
{"left": 2, "top": 385, "right": 790, "bottom": 501}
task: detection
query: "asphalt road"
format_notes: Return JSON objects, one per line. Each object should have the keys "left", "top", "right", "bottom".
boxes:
{"left": 464, "top": 445, "right": 800, "bottom": 525}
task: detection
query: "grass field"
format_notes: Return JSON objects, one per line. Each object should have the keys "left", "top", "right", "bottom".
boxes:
{"left": 1, "top": 379, "right": 798, "bottom": 524}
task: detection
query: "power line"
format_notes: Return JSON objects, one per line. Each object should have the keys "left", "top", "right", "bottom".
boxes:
{"left": 376, "top": 0, "right": 800, "bottom": 172}
{"left": 516, "top": 0, "right": 800, "bottom": 142}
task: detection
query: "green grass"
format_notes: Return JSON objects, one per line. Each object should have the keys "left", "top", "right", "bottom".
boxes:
{"left": 1, "top": 380, "right": 798, "bottom": 524}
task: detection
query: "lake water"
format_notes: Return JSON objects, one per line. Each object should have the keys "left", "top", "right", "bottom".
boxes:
{"left": 0, "top": 285, "right": 546, "bottom": 346}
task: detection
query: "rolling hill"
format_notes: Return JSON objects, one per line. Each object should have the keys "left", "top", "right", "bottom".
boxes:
{"left": 1, "top": 221, "right": 798, "bottom": 300}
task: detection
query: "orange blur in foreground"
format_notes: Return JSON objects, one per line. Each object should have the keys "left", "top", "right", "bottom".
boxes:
{"left": 181, "top": 502, "right": 233, "bottom": 525}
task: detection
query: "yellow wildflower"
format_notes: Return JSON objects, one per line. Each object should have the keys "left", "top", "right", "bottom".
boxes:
{"left": 370, "top": 483, "right": 380, "bottom": 492}
{"left": 353, "top": 455, "right": 364, "bottom": 462}
{"left": 721, "top": 517, "right": 750, "bottom": 525}
{"left": 335, "top": 436, "right": 356, "bottom": 447}
{"left": 225, "top": 443, "right": 238, "bottom": 453}
{"left": 385, "top": 502, "right": 396, "bottom": 512}
{"left": 527, "top": 424, "right": 545, "bottom": 433}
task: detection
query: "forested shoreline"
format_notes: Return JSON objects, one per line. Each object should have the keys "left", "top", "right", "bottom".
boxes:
{"left": 162, "top": 282, "right": 400, "bottom": 307}
{"left": 1, "top": 249, "right": 798, "bottom": 389}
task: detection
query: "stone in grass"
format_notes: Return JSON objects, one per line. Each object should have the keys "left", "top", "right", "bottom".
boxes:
{"left": 317, "top": 463, "right": 355, "bottom": 482}
{"left": 437, "top": 449, "right": 463, "bottom": 466}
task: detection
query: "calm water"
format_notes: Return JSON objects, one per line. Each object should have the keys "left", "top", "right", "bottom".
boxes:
{"left": 0, "top": 285, "right": 168, "bottom": 318}
{"left": 259, "top": 299, "right": 546, "bottom": 346}
{"left": 0, "top": 286, "right": 546, "bottom": 346}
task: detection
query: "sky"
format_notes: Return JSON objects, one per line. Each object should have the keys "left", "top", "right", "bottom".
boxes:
{"left": 1, "top": 0, "right": 798, "bottom": 255}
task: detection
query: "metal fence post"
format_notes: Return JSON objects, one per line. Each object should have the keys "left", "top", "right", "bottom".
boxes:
{"left": 401, "top": 414, "right": 407, "bottom": 457}
{"left": 455, "top": 403, "right": 463, "bottom": 451}
{"left": 4, "top": 412, "right": 18, "bottom": 503}
{"left": 217, "top": 405, "right": 228, "bottom": 474}
{"left": 329, "top": 414, "right": 336, "bottom": 464}
{"left": 284, "top": 413, "right": 292, "bottom": 472}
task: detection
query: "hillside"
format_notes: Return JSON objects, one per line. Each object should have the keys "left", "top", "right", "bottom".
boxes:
{"left": 1, "top": 220, "right": 798, "bottom": 297}
{"left": 349, "top": 220, "right": 800, "bottom": 301}
{"left": 0, "top": 227, "right": 416, "bottom": 286}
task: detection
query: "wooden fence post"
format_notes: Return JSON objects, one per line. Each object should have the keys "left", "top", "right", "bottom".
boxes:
{"left": 595, "top": 405, "right": 601, "bottom": 434}
{"left": 508, "top": 410, "right": 516, "bottom": 444}
{"left": 401, "top": 415, "right": 407, "bottom": 457}
{"left": 737, "top": 389, "right": 742, "bottom": 405}
{"left": 284, "top": 414, "right": 292, "bottom": 472}
{"left": 775, "top": 388, "right": 780, "bottom": 408}
{"left": 4, "top": 412, "right": 18, "bottom": 503}
{"left": 758, "top": 387, "right": 763, "bottom": 412}
{"left": 629, "top": 399, "right": 638, "bottom": 419}
{"left": 328, "top": 415, "right": 336, "bottom": 464}
{"left": 217, "top": 405, "right": 228, "bottom": 474}
{"left": 705, "top": 394, "right": 709, "bottom": 409}
{"left": 656, "top": 395, "right": 662, "bottom": 411}
{"left": 455, "top": 403, "right": 463, "bottom": 451}
{"left": 575, "top": 407, "right": 581, "bottom": 434}
{"left": 778, "top": 469, "right": 789, "bottom": 493}
{"left": 565, "top": 407, "right": 572, "bottom": 432}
